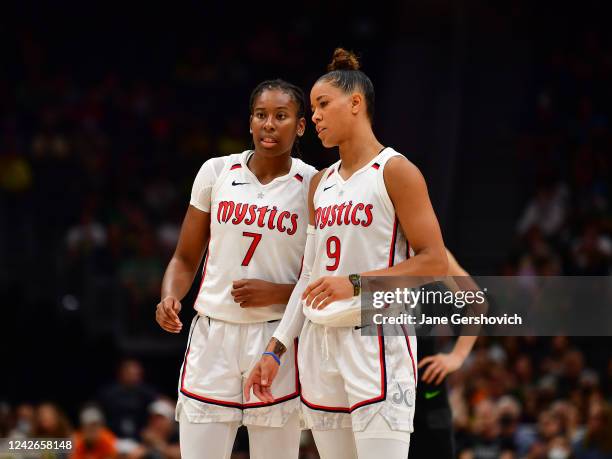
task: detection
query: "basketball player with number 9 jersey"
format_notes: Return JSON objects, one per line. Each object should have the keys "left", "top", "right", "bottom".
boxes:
{"left": 245, "top": 51, "right": 448, "bottom": 459}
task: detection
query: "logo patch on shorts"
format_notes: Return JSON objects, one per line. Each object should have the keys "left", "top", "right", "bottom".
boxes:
{"left": 391, "top": 382, "right": 414, "bottom": 407}
{"left": 424, "top": 390, "right": 441, "bottom": 400}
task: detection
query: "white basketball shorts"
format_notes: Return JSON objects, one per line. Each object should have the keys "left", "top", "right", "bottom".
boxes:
{"left": 298, "top": 321, "right": 417, "bottom": 433}
{"left": 176, "top": 314, "right": 300, "bottom": 427}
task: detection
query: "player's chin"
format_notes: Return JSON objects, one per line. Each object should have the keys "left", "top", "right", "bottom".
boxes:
{"left": 319, "top": 135, "right": 336, "bottom": 149}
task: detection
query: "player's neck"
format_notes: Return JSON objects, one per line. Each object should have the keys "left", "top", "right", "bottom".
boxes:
{"left": 337, "top": 129, "right": 383, "bottom": 175}
{"left": 248, "top": 150, "right": 292, "bottom": 184}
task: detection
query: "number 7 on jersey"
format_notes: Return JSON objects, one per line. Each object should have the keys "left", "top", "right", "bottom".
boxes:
{"left": 242, "top": 232, "right": 262, "bottom": 266}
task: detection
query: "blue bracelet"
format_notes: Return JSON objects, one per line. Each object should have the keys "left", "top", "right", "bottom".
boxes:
{"left": 263, "top": 351, "right": 281, "bottom": 365}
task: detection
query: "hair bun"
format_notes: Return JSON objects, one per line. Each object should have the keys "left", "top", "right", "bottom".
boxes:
{"left": 327, "top": 48, "right": 360, "bottom": 71}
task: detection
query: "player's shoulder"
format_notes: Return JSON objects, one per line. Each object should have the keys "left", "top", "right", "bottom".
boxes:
{"left": 292, "top": 157, "right": 318, "bottom": 180}
{"left": 381, "top": 147, "right": 407, "bottom": 165}
{"left": 291, "top": 158, "right": 319, "bottom": 195}
{"left": 383, "top": 148, "right": 421, "bottom": 178}
{"left": 212, "top": 151, "right": 249, "bottom": 167}
{"left": 310, "top": 168, "right": 327, "bottom": 189}
{"left": 382, "top": 148, "right": 427, "bottom": 196}
{"left": 198, "top": 151, "right": 249, "bottom": 173}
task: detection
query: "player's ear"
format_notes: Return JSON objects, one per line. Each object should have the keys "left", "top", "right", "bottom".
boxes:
{"left": 297, "top": 117, "right": 306, "bottom": 137}
{"left": 351, "top": 93, "right": 362, "bottom": 115}
{"left": 249, "top": 115, "right": 253, "bottom": 134}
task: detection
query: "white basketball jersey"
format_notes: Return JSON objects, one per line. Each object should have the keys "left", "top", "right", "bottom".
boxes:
{"left": 304, "top": 147, "right": 413, "bottom": 327}
{"left": 190, "top": 150, "right": 316, "bottom": 323}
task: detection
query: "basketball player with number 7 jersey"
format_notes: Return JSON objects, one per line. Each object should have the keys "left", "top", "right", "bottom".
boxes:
{"left": 156, "top": 80, "right": 316, "bottom": 459}
{"left": 245, "top": 50, "right": 448, "bottom": 458}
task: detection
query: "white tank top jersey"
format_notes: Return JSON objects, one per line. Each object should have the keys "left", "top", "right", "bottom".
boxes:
{"left": 304, "top": 147, "right": 414, "bottom": 327}
{"left": 189, "top": 150, "right": 317, "bottom": 324}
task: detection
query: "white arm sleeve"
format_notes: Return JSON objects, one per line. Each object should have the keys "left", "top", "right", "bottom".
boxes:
{"left": 272, "top": 224, "right": 316, "bottom": 348}
{"left": 189, "top": 157, "right": 226, "bottom": 212}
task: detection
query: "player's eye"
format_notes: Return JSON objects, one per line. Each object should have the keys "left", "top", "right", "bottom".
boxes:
{"left": 255, "top": 112, "right": 266, "bottom": 119}
{"left": 320, "top": 100, "right": 328, "bottom": 108}
{"left": 277, "top": 112, "right": 287, "bottom": 120}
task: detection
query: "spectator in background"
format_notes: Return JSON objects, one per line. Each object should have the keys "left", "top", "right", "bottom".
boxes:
{"left": 514, "top": 354, "right": 535, "bottom": 388}
{"left": 119, "top": 232, "right": 164, "bottom": 307}
{"left": 496, "top": 396, "right": 522, "bottom": 455}
{"left": 138, "top": 399, "right": 180, "bottom": 459}
{"left": 98, "top": 359, "right": 157, "bottom": 441}
{"left": 526, "top": 409, "right": 564, "bottom": 458}
{"left": 558, "top": 349, "right": 587, "bottom": 399}
{"left": 573, "top": 402, "right": 612, "bottom": 459}
{"left": 605, "top": 358, "right": 612, "bottom": 399}
{"left": 32, "top": 402, "right": 73, "bottom": 438}
{"left": 71, "top": 405, "right": 117, "bottom": 459}
{"left": 517, "top": 182, "right": 568, "bottom": 238}
{"left": 65, "top": 207, "right": 108, "bottom": 259}
{"left": 8, "top": 403, "right": 35, "bottom": 439}
{"left": 63, "top": 202, "right": 112, "bottom": 294}
{"left": 569, "top": 220, "right": 612, "bottom": 275}
{"left": 548, "top": 436, "right": 573, "bottom": 459}
{"left": 459, "top": 399, "right": 514, "bottom": 459}
{"left": 0, "top": 402, "right": 10, "bottom": 437}
{"left": 551, "top": 400, "right": 584, "bottom": 445}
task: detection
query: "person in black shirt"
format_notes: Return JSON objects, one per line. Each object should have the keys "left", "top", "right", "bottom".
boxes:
{"left": 409, "top": 250, "right": 479, "bottom": 459}
{"left": 98, "top": 359, "right": 157, "bottom": 440}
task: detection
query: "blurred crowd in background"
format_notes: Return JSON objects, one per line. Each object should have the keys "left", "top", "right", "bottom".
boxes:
{"left": 1, "top": 340, "right": 610, "bottom": 458}
{"left": 506, "top": 30, "right": 612, "bottom": 278}
{"left": 449, "top": 25, "right": 612, "bottom": 459}
{"left": 0, "top": 26, "right": 321, "bottom": 341}
{"left": 1, "top": 3, "right": 612, "bottom": 459}
{"left": 450, "top": 336, "right": 612, "bottom": 458}
{"left": 0, "top": 360, "right": 180, "bottom": 459}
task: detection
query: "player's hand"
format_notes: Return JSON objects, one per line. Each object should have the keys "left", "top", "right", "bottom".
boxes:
{"left": 155, "top": 296, "right": 183, "bottom": 333}
{"left": 418, "top": 351, "right": 465, "bottom": 385}
{"left": 243, "top": 355, "right": 280, "bottom": 403}
{"left": 231, "top": 279, "right": 279, "bottom": 308}
{"left": 302, "top": 276, "right": 353, "bottom": 309}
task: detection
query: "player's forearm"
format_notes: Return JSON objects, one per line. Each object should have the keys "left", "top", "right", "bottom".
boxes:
{"left": 161, "top": 256, "right": 200, "bottom": 300}
{"left": 270, "top": 225, "right": 315, "bottom": 348}
{"left": 265, "top": 337, "right": 288, "bottom": 358}
{"left": 270, "top": 283, "right": 296, "bottom": 305}
{"left": 271, "top": 274, "right": 308, "bottom": 349}
{"left": 361, "top": 247, "right": 448, "bottom": 277}
{"left": 452, "top": 335, "right": 478, "bottom": 361}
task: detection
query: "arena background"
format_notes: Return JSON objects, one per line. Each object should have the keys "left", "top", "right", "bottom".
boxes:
{"left": 1, "top": 2, "right": 611, "bottom": 458}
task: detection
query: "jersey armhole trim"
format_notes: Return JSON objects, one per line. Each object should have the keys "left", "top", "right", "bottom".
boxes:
{"left": 376, "top": 152, "right": 404, "bottom": 217}
{"left": 210, "top": 155, "right": 237, "bottom": 204}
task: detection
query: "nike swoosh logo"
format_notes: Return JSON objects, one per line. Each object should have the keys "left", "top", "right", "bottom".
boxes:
{"left": 323, "top": 184, "right": 336, "bottom": 191}
{"left": 232, "top": 180, "right": 250, "bottom": 186}
{"left": 424, "top": 390, "right": 441, "bottom": 399}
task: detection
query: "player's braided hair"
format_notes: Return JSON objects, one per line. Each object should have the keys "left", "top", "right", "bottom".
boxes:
{"left": 318, "top": 48, "right": 375, "bottom": 122}
{"left": 249, "top": 79, "right": 307, "bottom": 158}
